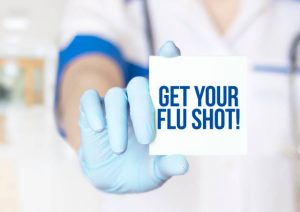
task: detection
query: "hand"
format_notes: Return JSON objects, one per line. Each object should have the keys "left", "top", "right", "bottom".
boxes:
{"left": 79, "top": 41, "right": 188, "bottom": 194}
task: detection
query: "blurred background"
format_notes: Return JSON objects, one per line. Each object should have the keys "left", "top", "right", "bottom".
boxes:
{"left": 0, "top": 0, "right": 70, "bottom": 211}
{"left": 0, "top": 2, "right": 149, "bottom": 212}
{"left": 0, "top": 0, "right": 64, "bottom": 212}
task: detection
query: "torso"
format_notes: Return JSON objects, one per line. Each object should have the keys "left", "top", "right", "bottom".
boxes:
{"left": 113, "top": 0, "right": 300, "bottom": 211}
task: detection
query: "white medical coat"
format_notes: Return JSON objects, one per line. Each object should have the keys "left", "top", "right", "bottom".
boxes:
{"left": 57, "top": 0, "right": 300, "bottom": 211}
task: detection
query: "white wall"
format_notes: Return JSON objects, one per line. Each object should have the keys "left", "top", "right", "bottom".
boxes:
{"left": 0, "top": 0, "right": 65, "bottom": 107}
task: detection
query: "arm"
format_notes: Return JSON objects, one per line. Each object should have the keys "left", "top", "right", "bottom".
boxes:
{"left": 58, "top": 55, "right": 124, "bottom": 150}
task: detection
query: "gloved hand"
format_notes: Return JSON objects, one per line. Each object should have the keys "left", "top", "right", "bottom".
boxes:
{"left": 79, "top": 41, "right": 188, "bottom": 194}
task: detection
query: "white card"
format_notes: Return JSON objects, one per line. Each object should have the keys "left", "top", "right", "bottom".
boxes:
{"left": 149, "top": 56, "right": 248, "bottom": 155}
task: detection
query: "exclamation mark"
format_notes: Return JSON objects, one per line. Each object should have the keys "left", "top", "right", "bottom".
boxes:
{"left": 236, "top": 109, "right": 240, "bottom": 129}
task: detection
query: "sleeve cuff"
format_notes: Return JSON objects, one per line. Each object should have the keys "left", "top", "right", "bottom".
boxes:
{"left": 54, "top": 35, "right": 128, "bottom": 138}
{"left": 57, "top": 35, "right": 128, "bottom": 87}
{"left": 54, "top": 35, "right": 149, "bottom": 138}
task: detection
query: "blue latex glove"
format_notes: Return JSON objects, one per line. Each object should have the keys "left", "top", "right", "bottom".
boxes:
{"left": 79, "top": 41, "right": 188, "bottom": 194}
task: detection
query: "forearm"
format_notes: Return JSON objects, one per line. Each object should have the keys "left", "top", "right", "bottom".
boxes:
{"left": 58, "top": 55, "right": 124, "bottom": 149}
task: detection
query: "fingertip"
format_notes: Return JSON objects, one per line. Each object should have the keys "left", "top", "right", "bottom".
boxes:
{"left": 158, "top": 41, "right": 181, "bottom": 57}
{"left": 126, "top": 77, "right": 149, "bottom": 93}
{"left": 165, "top": 155, "right": 189, "bottom": 175}
{"left": 80, "top": 89, "right": 97, "bottom": 104}
{"left": 173, "top": 155, "right": 189, "bottom": 175}
{"left": 112, "top": 147, "right": 126, "bottom": 155}
{"left": 105, "top": 87, "right": 127, "bottom": 101}
{"left": 137, "top": 128, "right": 156, "bottom": 145}
{"left": 136, "top": 119, "right": 156, "bottom": 145}
{"left": 155, "top": 155, "right": 189, "bottom": 180}
{"left": 109, "top": 138, "right": 127, "bottom": 154}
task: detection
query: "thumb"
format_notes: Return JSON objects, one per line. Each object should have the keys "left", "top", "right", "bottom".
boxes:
{"left": 154, "top": 155, "right": 189, "bottom": 181}
{"left": 158, "top": 41, "right": 181, "bottom": 57}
